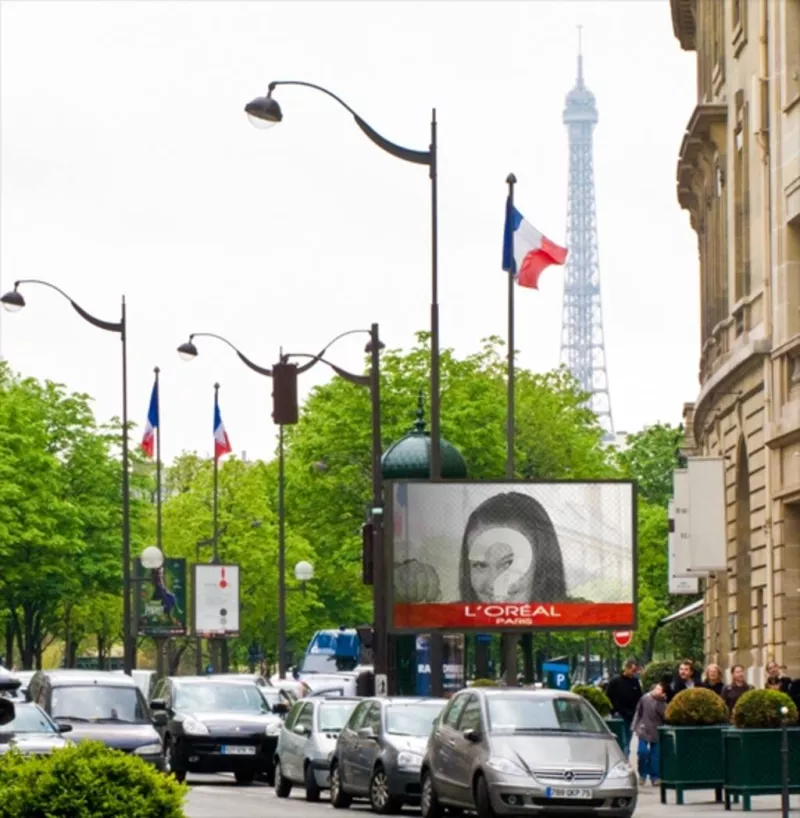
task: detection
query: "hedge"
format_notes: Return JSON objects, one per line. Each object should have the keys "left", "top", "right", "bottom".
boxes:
{"left": 732, "top": 689, "right": 799, "bottom": 729}
{"left": 572, "top": 684, "right": 613, "bottom": 717}
{"left": 665, "top": 686, "right": 728, "bottom": 726}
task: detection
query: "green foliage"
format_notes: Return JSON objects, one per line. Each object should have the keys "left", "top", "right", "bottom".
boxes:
{"left": 665, "top": 687, "right": 729, "bottom": 725}
{"left": 470, "top": 678, "right": 498, "bottom": 687}
{"left": 572, "top": 684, "right": 613, "bottom": 717}
{"left": 641, "top": 661, "right": 676, "bottom": 691}
{"left": 732, "top": 689, "right": 799, "bottom": 729}
{"left": 615, "top": 424, "right": 684, "bottom": 507}
{"left": 0, "top": 741, "right": 187, "bottom": 818}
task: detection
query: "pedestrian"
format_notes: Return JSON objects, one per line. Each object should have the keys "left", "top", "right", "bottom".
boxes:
{"left": 606, "top": 659, "right": 642, "bottom": 758}
{"left": 668, "top": 659, "right": 700, "bottom": 702}
{"left": 764, "top": 659, "right": 791, "bottom": 694}
{"left": 631, "top": 682, "right": 667, "bottom": 787}
{"left": 702, "top": 663, "right": 725, "bottom": 697}
{"left": 722, "top": 664, "right": 752, "bottom": 714}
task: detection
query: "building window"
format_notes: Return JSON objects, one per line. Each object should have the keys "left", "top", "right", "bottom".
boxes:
{"left": 756, "top": 587, "right": 765, "bottom": 648}
{"left": 734, "top": 99, "right": 751, "bottom": 300}
{"left": 732, "top": 0, "right": 747, "bottom": 57}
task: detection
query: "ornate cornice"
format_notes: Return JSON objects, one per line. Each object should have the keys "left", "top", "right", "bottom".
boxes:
{"left": 670, "top": 0, "right": 696, "bottom": 51}
{"left": 676, "top": 104, "right": 728, "bottom": 222}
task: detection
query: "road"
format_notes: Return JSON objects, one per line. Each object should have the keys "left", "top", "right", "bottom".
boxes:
{"left": 184, "top": 775, "right": 800, "bottom": 818}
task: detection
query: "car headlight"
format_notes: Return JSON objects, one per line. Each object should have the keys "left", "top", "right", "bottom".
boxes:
{"left": 607, "top": 760, "right": 634, "bottom": 779}
{"left": 133, "top": 742, "right": 163, "bottom": 756}
{"left": 265, "top": 722, "right": 282, "bottom": 736}
{"left": 487, "top": 756, "right": 527, "bottom": 777}
{"left": 182, "top": 716, "right": 209, "bottom": 736}
{"left": 397, "top": 751, "right": 423, "bottom": 768}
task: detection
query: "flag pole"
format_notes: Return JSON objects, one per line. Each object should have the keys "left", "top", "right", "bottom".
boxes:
{"left": 154, "top": 367, "right": 162, "bottom": 551}
{"left": 506, "top": 173, "right": 517, "bottom": 479}
{"left": 213, "top": 382, "right": 220, "bottom": 564}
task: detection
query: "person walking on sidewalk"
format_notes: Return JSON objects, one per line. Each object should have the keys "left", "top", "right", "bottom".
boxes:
{"left": 606, "top": 659, "right": 642, "bottom": 757}
{"left": 722, "top": 664, "right": 752, "bottom": 714}
{"left": 631, "top": 682, "right": 667, "bottom": 787}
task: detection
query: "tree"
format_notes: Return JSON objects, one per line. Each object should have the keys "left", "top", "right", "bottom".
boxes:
{"left": 615, "top": 423, "right": 684, "bottom": 507}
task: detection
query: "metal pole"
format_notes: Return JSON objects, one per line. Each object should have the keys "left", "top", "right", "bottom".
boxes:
{"left": 781, "top": 711, "right": 790, "bottom": 818}
{"left": 211, "top": 383, "right": 221, "bottom": 673}
{"left": 121, "top": 296, "right": 133, "bottom": 675}
{"left": 278, "top": 414, "right": 287, "bottom": 679}
{"left": 369, "top": 324, "right": 387, "bottom": 690}
{"left": 155, "top": 367, "right": 162, "bottom": 552}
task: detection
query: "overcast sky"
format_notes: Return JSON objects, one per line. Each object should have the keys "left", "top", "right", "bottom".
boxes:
{"left": 1, "top": 0, "right": 698, "bottom": 463}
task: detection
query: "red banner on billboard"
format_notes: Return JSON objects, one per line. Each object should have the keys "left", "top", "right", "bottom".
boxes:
{"left": 393, "top": 602, "right": 634, "bottom": 630}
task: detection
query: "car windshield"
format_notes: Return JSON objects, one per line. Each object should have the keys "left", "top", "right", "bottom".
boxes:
{"left": 487, "top": 696, "right": 608, "bottom": 735}
{"left": 50, "top": 686, "right": 149, "bottom": 724}
{"left": 300, "top": 653, "right": 358, "bottom": 673}
{"left": 386, "top": 703, "right": 445, "bottom": 736}
{"left": 319, "top": 701, "right": 358, "bottom": 731}
{"left": 3, "top": 705, "right": 58, "bottom": 735}
{"left": 175, "top": 684, "right": 269, "bottom": 714}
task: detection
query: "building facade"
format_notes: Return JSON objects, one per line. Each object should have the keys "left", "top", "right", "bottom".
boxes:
{"left": 670, "top": 0, "right": 800, "bottom": 681}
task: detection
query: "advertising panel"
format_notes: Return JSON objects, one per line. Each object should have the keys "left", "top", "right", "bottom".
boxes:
{"left": 686, "top": 457, "right": 728, "bottom": 573}
{"left": 668, "top": 498, "right": 700, "bottom": 594}
{"left": 194, "top": 564, "right": 240, "bottom": 637}
{"left": 135, "top": 558, "right": 187, "bottom": 636}
{"left": 387, "top": 480, "right": 636, "bottom": 632}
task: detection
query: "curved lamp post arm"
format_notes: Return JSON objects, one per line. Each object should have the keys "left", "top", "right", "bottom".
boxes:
{"left": 190, "top": 333, "right": 273, "bottom": 377}
{"left": 268, "top": 80, "right": 432, "bottom": 167}
{"left": 286, "top": 352, "right": 370, "bottom": 388}
{"left": 13, "top": 279, "right": 122, "bottom": 333}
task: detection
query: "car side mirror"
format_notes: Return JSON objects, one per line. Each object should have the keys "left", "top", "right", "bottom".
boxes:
{"left": 293, "top": 724, "right": 309, "bottom": 736}
{"left": 57, "top": 723, "right": 73, "bottom": 734}
{"left": 463, "top": 728, "right": 481, "bottom": 742}
{"left": 357, "top": 727, "right": 377, "bottom": 740}
{"left": 152, "top": 712, "right": 168, "bottom": 727}
{"left": 149, "top": 699, "right": 167, "bottom": 711}
{"left": 0, "top": 699, "right": 14, "bottom": 727}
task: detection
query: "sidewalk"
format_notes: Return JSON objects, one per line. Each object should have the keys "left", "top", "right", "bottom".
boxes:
{"left": 635, "top": 785, "right": 799, "bottom": 817}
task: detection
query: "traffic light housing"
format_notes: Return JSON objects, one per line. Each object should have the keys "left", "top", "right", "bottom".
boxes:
{"left": 272, "top": 362, "right": 299, "bottom": 425}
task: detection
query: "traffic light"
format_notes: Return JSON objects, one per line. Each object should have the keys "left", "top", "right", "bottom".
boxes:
{"left": 272, "top": 362, "right": 299, "bottom": 425}
{"left": 362, "top": 522, "right": 374, "bottom": 585}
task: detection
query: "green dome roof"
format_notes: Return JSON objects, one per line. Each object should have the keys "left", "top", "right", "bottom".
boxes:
{"left": 381, "top": 393, "right": 468, "bottom": 480}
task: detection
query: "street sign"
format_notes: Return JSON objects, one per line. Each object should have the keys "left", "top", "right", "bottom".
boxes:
{"left": 194, "top": 564, "right": 240, "bottom": 637}
{"left": 375, "top": 674, "right": 388, "bottom": 697}
{"left": 613, "top": 631, "right": 633, "bottom": 648}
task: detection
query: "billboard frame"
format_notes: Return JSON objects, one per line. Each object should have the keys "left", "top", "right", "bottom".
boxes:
{"left": 193, "top": 563, "right": 241, "bottom": 638}
{"left": 135, "top": 557, "right": 188, "bottom": 637}
{"left": 384, "top": 478, "right": 638, "bottom": 634}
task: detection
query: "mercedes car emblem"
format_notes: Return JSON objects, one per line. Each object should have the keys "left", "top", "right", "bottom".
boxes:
{"left": 563, "top": 770, "right": 575, "bottom": 782}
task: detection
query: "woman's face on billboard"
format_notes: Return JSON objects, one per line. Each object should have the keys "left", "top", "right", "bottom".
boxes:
{"left": 467, "top": 526, "right": 533, "bottom": 602}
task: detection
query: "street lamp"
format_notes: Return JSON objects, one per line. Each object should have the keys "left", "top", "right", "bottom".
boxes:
{"left": 176, "top": 325, "right": 385, "bottom": 681}
{"left": 140, "top": 546, "right": 165, "bottom": 571}
{"left": 0, "top": 279, "right": 135, "bottom": 676}
{"left": 244, "top": 80, "right": 443, "bottom": 481}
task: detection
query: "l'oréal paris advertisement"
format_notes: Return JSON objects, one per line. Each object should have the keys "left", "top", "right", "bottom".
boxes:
{"left": 387, "top": 481, "right": 637, "bottom": 631}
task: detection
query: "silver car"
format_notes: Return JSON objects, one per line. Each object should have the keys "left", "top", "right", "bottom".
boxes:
{"left": 274, "top": 696, "right": 360, "bottom": 801}
{"left": 420, "top": 688, "right": 637, "bottom": 818}
{"left": 330, "top": 696, "right": 448, "bottom": 813}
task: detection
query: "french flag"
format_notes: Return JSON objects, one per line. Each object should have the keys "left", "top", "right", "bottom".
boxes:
{"left": 502, "top": 197, "right": 568, "bottom": 289}
{"left": 140, "top": 380, "right": 158, "bottom": 459}
{"left": 214, "top": 394, "right": 232, "bottom": 461}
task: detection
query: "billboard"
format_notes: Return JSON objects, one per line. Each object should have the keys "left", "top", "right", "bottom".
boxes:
{"left": 686, "top": 457, "right": 727, "bottom": 572}
{"left": 194, "top": 564, "right": 240, "bottom": 637}
{"left": 135, "top": 558, "right": 188, "bottom": 637}
{"left": 387, "top": 481, "right": 636, "bottom": 632}
{"left": 668, "top": 497, "right": 700, "bottom": 595}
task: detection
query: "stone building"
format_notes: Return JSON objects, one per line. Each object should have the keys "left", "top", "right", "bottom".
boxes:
{"left": 670, "top": 0, "right": 800, "bottom": 681}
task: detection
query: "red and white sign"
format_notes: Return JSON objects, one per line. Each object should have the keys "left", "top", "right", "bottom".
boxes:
{"left": 613, "top": 630, "right": 633, "bottom": 648}
{"left": 194, "top": 564, "right": 240, "bottom": 637}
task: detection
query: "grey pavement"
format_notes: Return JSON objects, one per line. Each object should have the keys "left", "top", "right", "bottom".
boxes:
{"left": 184, "top": 775, "right": 800, "bottom": 818}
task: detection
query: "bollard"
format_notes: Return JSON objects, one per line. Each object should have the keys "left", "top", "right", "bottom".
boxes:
{"left": 781, "top": 706, "right": 790, "bottom": 818}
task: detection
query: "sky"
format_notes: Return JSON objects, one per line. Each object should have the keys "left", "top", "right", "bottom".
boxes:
{"left": 1, "top": 0, "right": 699, "bottom": 463}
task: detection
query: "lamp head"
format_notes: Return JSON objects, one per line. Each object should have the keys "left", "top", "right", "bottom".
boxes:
{"left": 140, "top": 545, "right": 165, "bottom": 570}
{"left": 245, "top": 90, "right": 283, "bottom": 129}
{"left": 177, "top": 339, "right": 199, "bottom": 362}
{"left": 1, "top": 289, "right": 25, "bottom": 313}
{"left": 364, "top": 339, "right": 385, "bottom": 354}
{"left": 294, "top": 560, "right": 314, "bottom": 583}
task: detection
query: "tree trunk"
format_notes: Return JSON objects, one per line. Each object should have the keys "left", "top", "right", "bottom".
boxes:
{"left": 169, "top": 641, "right": 188, "bottom": 675}
{"left": 97, "top": 633, "right": 105, "bottom": 670}
{"left": 4, "top": 619, "right": 14, "bottom": 669}
{"left": 521, "top": 633, "right": 534, "bottom": 684}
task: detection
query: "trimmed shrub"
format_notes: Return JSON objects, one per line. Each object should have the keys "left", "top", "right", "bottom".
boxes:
{"left": 572, "top": 684, "right": 613, "bottom": 717}
{"left": 0, "top": 741, "right": 187, "bottom": 818}
{"left": 641, "top": 660, "right": 676, "bottom": 691}
{"left": 470, "top": 678, "right": 497, "bottom": 687}
{"left": 732, "top": 688, "right": 799, "bottom": 729}
{"left": 665, "top": 686, "right": 728, "bottom": 726}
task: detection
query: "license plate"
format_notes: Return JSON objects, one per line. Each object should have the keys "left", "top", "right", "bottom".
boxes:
{"left": 545, "top": 787, "right": 592, "bottom": 799}
{"left": 220, "top": 745, "right": 257, "bottom": 756}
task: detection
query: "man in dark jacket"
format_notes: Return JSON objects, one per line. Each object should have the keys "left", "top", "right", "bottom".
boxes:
{"left": 606, "top": 659, "right": 642, "bottom": 757}
{"left": 667, "top": 658, "right": 702, "bottom": 702}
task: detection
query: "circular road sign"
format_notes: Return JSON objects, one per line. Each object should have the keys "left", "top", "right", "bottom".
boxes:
{"left": 613, "top": 631, "right": 633, "bottom": 648}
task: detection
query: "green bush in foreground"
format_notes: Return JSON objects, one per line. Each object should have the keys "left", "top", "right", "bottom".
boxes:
{"left": 732, "top": 689, "right": 799, "bottom": 729}
{"left": 0, "top": 741, "right": 187, "bottom": 818}
{"left": 572, "top": 684, "right": 613, "bottom": 718}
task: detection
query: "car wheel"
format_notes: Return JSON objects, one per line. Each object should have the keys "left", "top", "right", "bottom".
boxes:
{"left": 421, "top": 770, "right": 444, "bottom": 818}
{"left": 274, "top": 759, "right": 292, "bottom": 798}
{"left": 474, "top": 774, "right": 496, "bottom": 818}
{"left": 329, "top": 763, "right": 352, "bottom": 809}
{"left": 369, "top": 765, "right": 402, "bottom": 814}
{"left": 304, "top": 762, "right": 321, "bottom": 802}
{"left": 164, "top": 738, "right": 186, "bottom": 784}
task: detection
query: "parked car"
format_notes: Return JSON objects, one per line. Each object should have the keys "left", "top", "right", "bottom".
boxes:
{"left": 259, "top": 686, "right": 294, "bottom": 716}
{"left": 205, "top": 673, "right": 272, "bottom": 688}
{"left": 26, "top": 670, "right": 165, "bottom": 769}
{"left": 8, "top": 670, "right": 35, "bottom": 701}
{"left": 0, "top": 701, "right": 73, "bottom": 755}
{"left": 274, "top": 696, "right": 360, "bottom": 801}
{"left": 112, "top": 669, "right": 158, "bottom": 701}
{"left": 330, "top": 696, "right": 448, "bottom": 813}
{"left": 149, "top": 675, "right": 283, "bottom": 785}
{"left": 419, "top": 687, "right": 637, "bottom": 818}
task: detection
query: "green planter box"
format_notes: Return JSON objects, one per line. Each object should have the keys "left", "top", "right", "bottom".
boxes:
{"left": 723, "top": 727, "right": 800, "bottom": 811}
{"left": 606, "top": 718, "right": 627, "bottom": 753}
{"left": 657, "top": 725, "right": 727, "bottom": 805}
